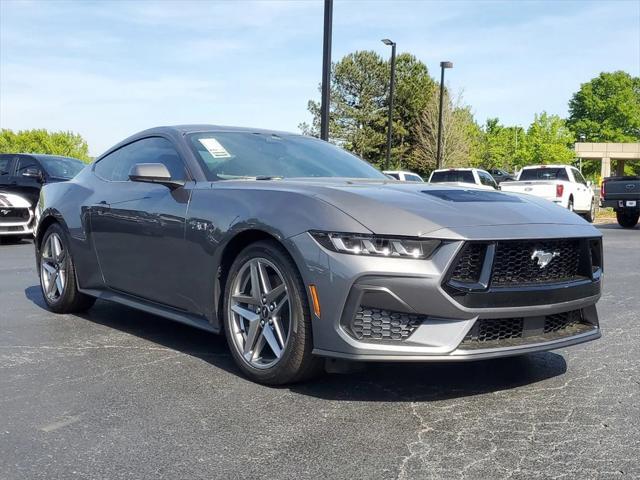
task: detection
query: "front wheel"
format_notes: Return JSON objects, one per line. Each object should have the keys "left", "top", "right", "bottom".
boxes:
{"left": 223, "top": 240, "right": 322, "bottom": 385}
{"left": 38, "top": 223, "right": 96, "bottom": 313}
{"left": 616, "top": 211, "right": 639, "bottom": 229}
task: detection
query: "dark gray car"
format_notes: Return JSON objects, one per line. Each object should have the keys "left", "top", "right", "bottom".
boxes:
{"left": 34, "top": 126, "right": 603, "bottom": 384}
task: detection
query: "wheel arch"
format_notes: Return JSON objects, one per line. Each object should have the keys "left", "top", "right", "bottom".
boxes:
{"left": 35, "top": 210, "right": 69, "bottom": 251}
{"left": 214, "top": 228, "right": 311, "bottom": 327}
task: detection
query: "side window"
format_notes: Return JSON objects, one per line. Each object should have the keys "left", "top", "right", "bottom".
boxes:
{"left": 386, "top": 173, "right": 399, "bottom": 180}
{"left": 572, "top": 168, "right": 587, "bottom": 185}
{"left": 94, "top": 137, "right": 187, "bottom": 182}
{"left": 0, "top": 157, "right": 13, "bottom": 176}
{"left": 16, "top": 157, "right": 40, "bottom": 176}
{"left": 479, "top": 171, "right": 497, "bottom": 187}
{"left": 406, "top": 174, "right": 422, "bottom": 182}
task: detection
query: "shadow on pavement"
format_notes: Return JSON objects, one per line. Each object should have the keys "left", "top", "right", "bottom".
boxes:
{"left": 25, "top": 285, "right": 567, "bottom": 402}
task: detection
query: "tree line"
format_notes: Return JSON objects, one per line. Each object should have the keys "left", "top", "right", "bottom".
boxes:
{"left": 0, "top": 129, "right": 91, "bottom": 163}
{"left": 300, "top": 51, "right": 640, "bottom": 181}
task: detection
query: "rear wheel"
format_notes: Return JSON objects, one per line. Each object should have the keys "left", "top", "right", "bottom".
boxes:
{"left": 567, "top": 197, "right": 574, "bottom": 213}
{"left": 38, "top": 223, "right": 96, "bottom": 313}
{"left": 223, "top": 240, "right": 322, "bottom": 385}
{"left": 616, "top": 211, "right": 639, "bottom": 229}
{"left": 584, "top": 200, "right": 596, "bottom": 223}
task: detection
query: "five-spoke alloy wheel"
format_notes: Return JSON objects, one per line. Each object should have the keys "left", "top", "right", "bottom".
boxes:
{"left": 229, "top": 257, "right": 291, "bottom": 369}
{"left": 38, "top": 223, "right": 95, "bottom": 313}
{"left": 223, "top": 240, "right": 321, "bottom": 385}
{"left": 40, "top": 232, "right": 67, "bottom": 303}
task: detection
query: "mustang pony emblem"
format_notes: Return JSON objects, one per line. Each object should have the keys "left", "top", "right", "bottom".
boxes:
{"left": 531, "top": 249, "right": 560, "bottom": 268}
{"left": 0, "top": 209, "right": 11, "bottom": 216}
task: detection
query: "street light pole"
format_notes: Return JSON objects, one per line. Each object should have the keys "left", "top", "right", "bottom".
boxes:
{"left": 436, "top": 61, "right": 453, "bottom": 169}
{"left": 320, "top": 0, "right": 333, "bottom": 141}
{"left": 382, "top": 39, "right": 396, "bottom": 170}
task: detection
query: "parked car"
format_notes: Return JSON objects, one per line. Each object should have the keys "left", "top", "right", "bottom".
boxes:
{"left": 383, "top": 170, "right": 424, "bottom": 182}
{"left": 428, "top": 168, "right": 498, "bottom": 190}
{"left": 0, "top": 153, "right": 86, "bottom": 206}
{"left": 0, "top": 191, "right": 34, "bottom": 243}
{"left": 34, "top": 125, "right": 602, "bottom": 385}
{"left": 486, "top": 168, "right": 515, "bottom": 184}
{"left": 600, "top": 175, "right": 640, "bottom": 228}
{"left": 500, "top": 165, "right": 596, "bottom": 222}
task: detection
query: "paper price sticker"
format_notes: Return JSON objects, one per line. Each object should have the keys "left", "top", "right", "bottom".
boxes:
{"left": 199, "top": 138, "right": 231, "bottom": 158}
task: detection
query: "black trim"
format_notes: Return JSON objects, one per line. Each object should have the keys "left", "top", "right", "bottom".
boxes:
{"left": 445, "top": 278, "right": 600, "bottom": 308}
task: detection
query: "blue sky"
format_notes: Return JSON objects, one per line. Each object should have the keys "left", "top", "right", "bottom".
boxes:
{"left": 1, "top": 0, "right": 638, "bottom": 156}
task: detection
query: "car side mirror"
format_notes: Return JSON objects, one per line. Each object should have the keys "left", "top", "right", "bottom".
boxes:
{"left": 587, "top": 180, "right": 592, "bottom": 187}
{"left": 23, "top": 167, "right": 44, "bottom": 181}
{"left": 129, "top": 163, "right": 184, "bottom": 190}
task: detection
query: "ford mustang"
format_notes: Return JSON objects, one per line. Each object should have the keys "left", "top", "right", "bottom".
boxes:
{"left": 34, "top": 125, "right": 603, "bottom": 384}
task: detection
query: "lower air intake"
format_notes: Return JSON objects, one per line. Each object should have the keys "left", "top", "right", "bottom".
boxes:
{"left": 350, "top": 307, "right": 424, "bottom": 341}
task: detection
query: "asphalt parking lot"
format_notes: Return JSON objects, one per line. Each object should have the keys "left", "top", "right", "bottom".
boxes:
{"left": 1, "top": 224, "right": 638, "bottom": 480}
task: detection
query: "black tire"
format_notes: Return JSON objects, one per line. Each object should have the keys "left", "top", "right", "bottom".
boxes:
{"left": 616, "top": 211, "right": 639, "bottom": 229}
{"left": 222, "top": 239, "right": 322, "bottom": 385}
{"left": 568, "top": 197, "right": 574, "bottom": 213}
{"left": 584, "top": 200, "right": 596, "bottom": 223}
{"left": 38, "top": 223, "right": 96, "bottom": 314}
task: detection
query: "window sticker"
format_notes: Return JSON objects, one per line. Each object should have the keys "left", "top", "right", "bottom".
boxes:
{"left": 199, "top": 138, "right": 231, "bottom": 158}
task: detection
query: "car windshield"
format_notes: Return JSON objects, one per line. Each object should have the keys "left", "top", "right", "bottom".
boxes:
{"left": 188, "top": 132, "right": 386, "bottom": 181}
{"left": 39, "top": 156, "right": 85, "bottom": 179}
{"left": 519, "top": 168, "right": 569, "bottom": 181}
{"left": 430, "top": 170, "right": 475, "bottom": 184}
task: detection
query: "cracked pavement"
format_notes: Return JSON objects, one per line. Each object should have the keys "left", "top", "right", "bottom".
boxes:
{"left": 1, "top": 224, "right": 638, "bottom": 479}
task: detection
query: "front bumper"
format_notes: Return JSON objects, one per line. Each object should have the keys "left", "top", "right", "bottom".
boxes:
{"left": 289, "top": 231, "right": 601, "bottom": 361}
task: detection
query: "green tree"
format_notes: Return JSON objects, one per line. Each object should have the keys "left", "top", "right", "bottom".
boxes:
{"left": 473, "top": 119, "right": 524, "bottom": 170}
{"left": 522, "top": 112, "right": 575, "bottom": 165}
{"left": 567, "top": 71, "right": 640, "bottom": 142}
{"left": 0, "top": 129, "right": 91, "bottom": 162}
{"left": 413, "top": 90, "right": 480, "bottom": 171}
{"left": 300, "top": 50, "right": 435, "bottom": 169}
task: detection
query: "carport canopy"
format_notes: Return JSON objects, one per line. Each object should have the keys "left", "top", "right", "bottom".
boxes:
{"left": 575, "top": 142, "right": 640, "bottom": 179}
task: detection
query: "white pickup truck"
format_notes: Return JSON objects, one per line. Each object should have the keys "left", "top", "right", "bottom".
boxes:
{"left": 500, "top": 165, "right": 596, "bottom": 222}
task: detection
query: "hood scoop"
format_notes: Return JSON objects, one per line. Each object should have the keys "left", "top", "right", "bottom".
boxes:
{"left": 422, "top": 189, "right": 523, "bottom": 203}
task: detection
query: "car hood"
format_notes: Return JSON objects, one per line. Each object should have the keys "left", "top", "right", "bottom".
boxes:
{"left": 226, "top": 178, "right": 596, "bottom": 238}
{"left": 0, "top": 191, "right": 32, "bottom": 208}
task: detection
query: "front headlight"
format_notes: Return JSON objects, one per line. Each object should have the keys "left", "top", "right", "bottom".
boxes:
{"left": 310, "top": 231, "right": 441, "bottom": 259}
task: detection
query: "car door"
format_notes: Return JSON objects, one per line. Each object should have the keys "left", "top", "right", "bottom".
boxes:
{"left": 570, "top": 168, "right": 592, "bottom": 211}
{"left": 12, "top": 156, "right": 45, "bottom": 206}
{"left": 89, "top": 137, "right": 194, "bottom": 310}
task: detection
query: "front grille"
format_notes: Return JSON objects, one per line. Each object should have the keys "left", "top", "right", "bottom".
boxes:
{"left": 449, "top": 243, "right": 487, "bottom": 283}
{"left": 446, "top": 238, "right": 600, "bottom": 292}
{"left": 0, "top": 208, "right": 30, "bottom": 223}
{"left": 350, "top": 307, "right": 424, "bottom": 341}
{"left": 460, "top": 309, "right": 595, "bottom": 350}
{"left": 492, "top": 239, "right": 582, "bottom": 286}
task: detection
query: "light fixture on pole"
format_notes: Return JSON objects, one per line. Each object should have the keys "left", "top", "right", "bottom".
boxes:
{"left": 320, "top": 0, "right": 333, "bottom": 141}
{"left": 436, "top": 61, "right": 453, "bottom": 169}
{"left": 382, "top": 38, "right": 396, "bottom": 170}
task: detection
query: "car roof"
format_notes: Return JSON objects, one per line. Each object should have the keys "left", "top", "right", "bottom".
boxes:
{"left": 135, "top": 124, "right": 300, "bottom": 137}
{"left": 432, "top": 168, "right": 474, "bottom": 172}
{"left": 98, "top": 125, "right": 307, "bottom": 160}
{"left": 521, "top": 164, "right": 570, "bottom": 169}
{"left": 383, "top": 170, "right": 419, "bottom": 175}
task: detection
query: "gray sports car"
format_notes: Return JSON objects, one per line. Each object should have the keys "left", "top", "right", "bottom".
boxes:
{"left": 34, "top": 125, "right": 602, "bottom": 384}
